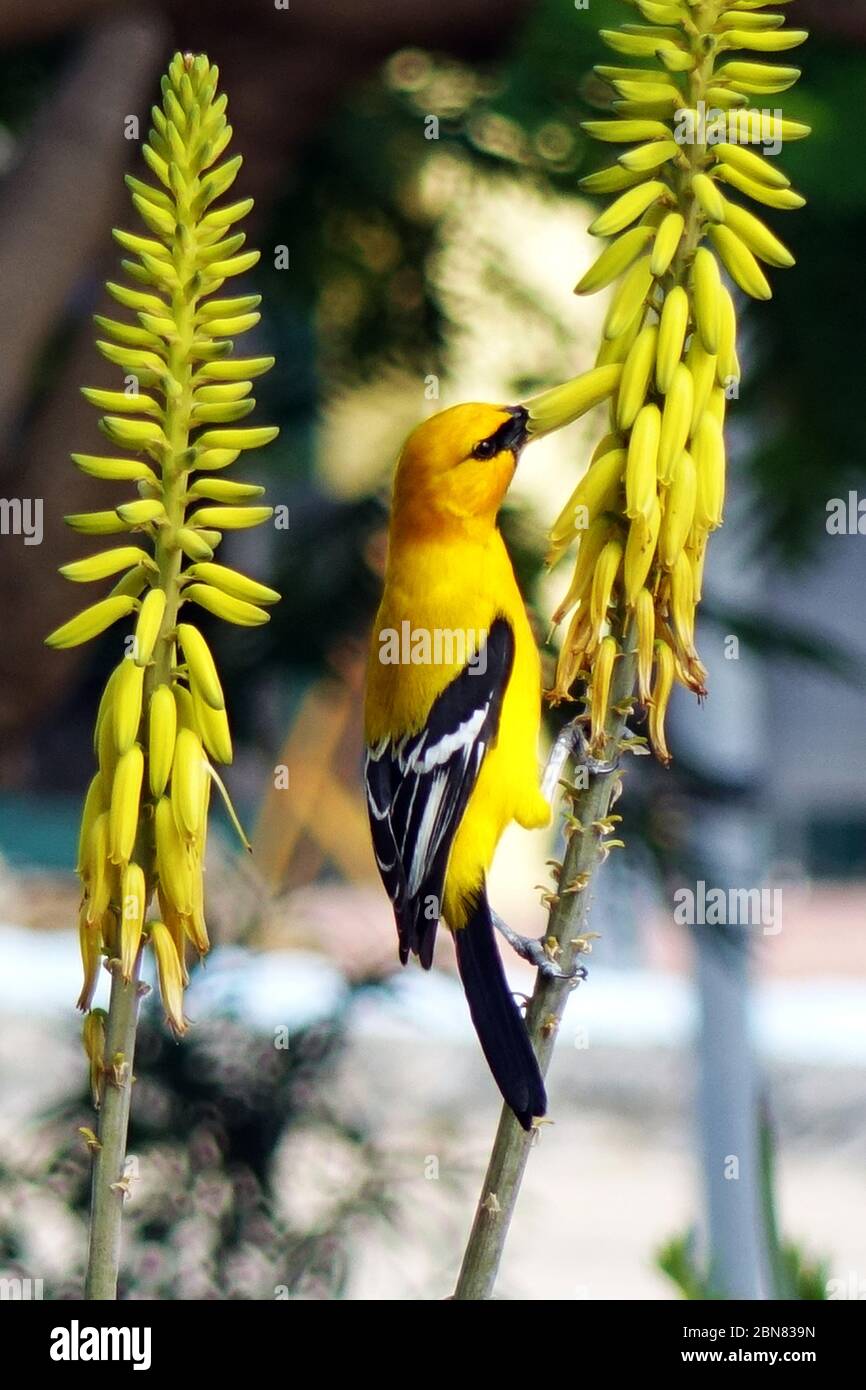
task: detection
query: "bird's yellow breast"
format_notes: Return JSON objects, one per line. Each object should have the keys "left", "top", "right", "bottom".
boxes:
{"left": 365, "top": 527, "right": 549, "bottom": 926}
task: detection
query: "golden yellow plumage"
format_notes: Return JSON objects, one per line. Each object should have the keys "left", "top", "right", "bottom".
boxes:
{"left": 364, "top": 400, "right": 550, "bottom": 1126}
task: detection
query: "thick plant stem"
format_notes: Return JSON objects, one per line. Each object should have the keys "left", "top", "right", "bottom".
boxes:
{"left": 454, "top": 631, "right": 637, "bottom": 1300}
{"left": 84, "top": 963, "right": 142, "bottom": 1299}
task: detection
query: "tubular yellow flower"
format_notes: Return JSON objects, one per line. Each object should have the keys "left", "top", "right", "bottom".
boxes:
{"left": 590, "top": 636, "right": 617, "bottom": 753}
{"left": 148, "top": 683, "right": 177, "bottom": 796}
{"left": 635, "top": 588, "right": 655, "bottom": 705}
{"left": 543, "top": 3, "right": 808, "bottom": 761}
{"left": 49, "top": 52, "right": 279, "bottom": 1047}
{"left": 113, "top": 658, "right": 145, "bottom": 753}
{"left": 149, "top": 921, "right": 188, "bottom": 1037}
{"left": 171, "top": 727, "right": 208, "bottom": 842}
{"left": 648, "top": 641, "right": 676, "bottom": 767}
{"left": 120, "top": 862, "right": 147, "bottom": 983}
{"left": 77, "top": 906, "right": 103, "bottom": 1013}
{"left": 134, "top": 587, "right": 166, "bottom": 666}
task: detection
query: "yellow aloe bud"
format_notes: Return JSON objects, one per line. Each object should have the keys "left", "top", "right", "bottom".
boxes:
{"left": 512, "top": 364, "right": 622, "bottom": 440}
{"left": 84, "top": 811, "right": 112, "bottom": 925}
{"left": 635, "top": 588, "right": 655, "bottom": 703}
{"left": 183, "top": 583, "right": 269, "bottom": 627}
{"left": 658, "top": 363, "right": 693, "bottom": 485}
{"left": 590, "top": 636, "right": 618, "bottom": 753}
{"left": 187, "top": 478, "right": 265, "bottom": 503}
{"left": 133, "top": 586, "right": 166, "bottom": 665}
{"left": 659, "top": 451, "right": 697, "bottom": 570}
{"left": 194, "top": 426, "right": 279, "bottom": 452}
{"left": 550, "top": 605, "right": 594, "bottom": 704}
{"left": 709, "top": 224, "right": 772, "bottom": 300}
{"left": 97, "top": 695, "right": 121, "bottom": 784}
{"left": 589, "top": 537, "right": 624, "bottom": 636}
{"left": 173, "top": 683, "right": 198, "bottom": 733}
{"left": 82, "top": 1008, "right": 108, "bottom": 1107}
{"left": 617, "top": 324, "right": 658, "bottom": 431}
{"left": 113, "top": 657, "right": 145, "bottom": 753}
{"left": 186, "top": 505, "right": 273, "bottom": 531}
{"left": 77, "top": 772, "right": 106, "bottom": 878}
{"left": 190, "top": 684, "right": 233, "bottom": 766}
{"left": 548, "top": 448, "right": 625, "bottom": 557}
{"left": 185, "top": 562, "right": 279, "bottom": 606}
{"left": 712, "top": 142, "right": 790, "bottom": 191}
{"left": 580, "top": 164, "right": 647, "bottom": 196}
{"left": 187, "top": 871, "right": 211, "bottom": 958}
{"left": 650, "top": 211, "right": 684, "bottom": 277}
{"left": 714, "top": 163, "right": 805, "bottom": 211}
{"left": 669, "top": 550, "right": 697, "bottom": 652}
{"left": 177, "top": 527, "right": 216, "bottom": 561}
{"left": 575, "top": 227, "right": 656, "bottom": 295}
{"left": 721, "top": 200, "right": 795, "bottom": 269}
{"left": 618, "top": 140, "right": 680, "bottom": 174}
{"left": 45, "top": 595, "right": 136, "bottom": 649}
{"left": 171, "top": 728, "right": 208, "bottom": 842}
{"left": 197, "top": 356, "right": 274, "bottom": 381}
{"left": 108, "top": 744, "right": 144, "bottom": 866}
{"left": 65, "top": 510, "right": 132, "bottom": 535}
{"left": 120, "top": 862, "right": 147, "bottom": 982}
{"left": 157, "top": 890, "right": 193, "bottom": 982}
{"left": 82, "top": 388, "right": 161, "bottom": 417}
{"left": 154, "top": 795, "right": 194, "bottom": 917}
{"left": 624, "top": 499, "right": 661, "bottom": 608}
{"left": 656, "top": 286, "right": 689, "bottom": 394}
{"left": 148, "top": 684, "right": 177, "bottom": 797}
{"left": 101, "top": 416, "right": 167, "bottom": 452}
{"left": 589, "top": 179, "right": 666, "bottom": 238}
{"left": 686, "top": 338, "right": 717, "bottom": 436}
{"left": 581, "top": 118, "right": 672, "bottom": 145}
{"left": 625, "top": 404, "right": 661, "bottom": 520}
{"left": 596, "top": 315, "right": 641, "bottom": 369}
{"left": 691, "top": 173, "right": 725, "bottom": 225}
{"left": 692, "top": 413, "right": 727, "bottom": 531}
{"left": 115, "top": 499, "right": 166, "bottom": 527}
{"left": 176, "top": 623, "right": 225, "bottom": 710}
{"left": 648, "top": 641, "right": 676, "bottom": 765}
{"left": 551, "top": 516, "right": 615, "bottom": 625}
{"left": 77, "top": 905, "right": 103, "bottom": 1012}
{"left": 692, "top": 248, "right": 722, "bottom": 355}
{"left": 603, "top": 256, "right": 655, "bottom": 342}
{"left": 149, "top": 921, "right": 188, "bottom": 1037}
{"left": 60, "top": 546, "right": 151, "bottom": 584}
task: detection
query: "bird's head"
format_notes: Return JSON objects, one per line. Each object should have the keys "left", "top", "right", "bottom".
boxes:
{"left": 390, "top": 367, "right": 619, "bottom": 537}
{"left": 393, "top": 402, "right": 530, "bottom": 535}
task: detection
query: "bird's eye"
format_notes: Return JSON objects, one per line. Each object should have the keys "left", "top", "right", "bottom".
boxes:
{"left": 471, "top": 438, "right": 497, "bottom": 460}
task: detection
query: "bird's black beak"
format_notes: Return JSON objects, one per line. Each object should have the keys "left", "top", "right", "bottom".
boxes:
{"left": 501, "top": 405, "right": 530, "bottom": 455}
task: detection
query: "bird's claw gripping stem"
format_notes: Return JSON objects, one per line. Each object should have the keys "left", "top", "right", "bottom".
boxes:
{"left": 541, "top": 718, "right": 619, "bottom": 802}
{"left": 492, "top": 912, "right": 587, "bottom": 982}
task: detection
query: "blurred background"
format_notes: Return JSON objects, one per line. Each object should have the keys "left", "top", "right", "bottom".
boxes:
{"left": 0, "top": 0, "right": 864, "bottom": 1301}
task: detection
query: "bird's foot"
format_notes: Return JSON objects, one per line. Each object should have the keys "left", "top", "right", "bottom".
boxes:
{"left": 541, "top": 719, "right": 619, "bottom": 801}
{"left": 492, "top": 911, "right": 587, "bottom": 982}
{"left": 567, "top": 720, "right": 620, "bottom": 777}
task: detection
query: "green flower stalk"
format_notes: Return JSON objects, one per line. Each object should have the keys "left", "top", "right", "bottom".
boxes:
{"left": 47, "top": 51, "right": 279, "bottom": 1298}
{"left": 455, "top": 0, "right": 808, "bottom": 1301}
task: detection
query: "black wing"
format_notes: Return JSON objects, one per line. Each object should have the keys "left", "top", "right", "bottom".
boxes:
{"left": 365, "top": 617, "right": 514, "bottom": 968}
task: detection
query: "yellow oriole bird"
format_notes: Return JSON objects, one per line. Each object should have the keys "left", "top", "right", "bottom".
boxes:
{"left": 364, "top": 387, "right": 596, "bottom": 1129}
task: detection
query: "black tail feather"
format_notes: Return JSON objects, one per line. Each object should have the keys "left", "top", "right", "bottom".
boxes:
{"left": 454, "top": 891, "right": 547, "bottom": 1130}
